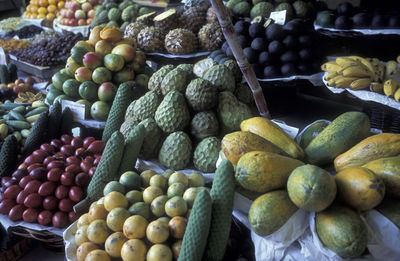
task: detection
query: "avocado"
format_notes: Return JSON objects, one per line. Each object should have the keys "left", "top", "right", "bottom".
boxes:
{"left": 280, "top": 50, "right": 299, "bottom": 63}
{"left": 298, "top": 48, "right": 313, "bottom": 61}
{"left": 237, "top": 35, "right": 250, "bottom": 48}
{"left": 265, "top": 23, "right": 286, "bottom": 41}
{"left": 225, "top": 47, "right": 234, "bottom": 58}
{"left": 263, "top": 65, "right": 280, "bottom": 78}
{"left": 235, "top": 20, "right": 250, "bottom": 36}
{"left": 316, "top": 11, "right": 334, "bottom": 28}
{"left": 352, "top": 13, "right": 370, "bottom": 28}
{"left": 251, "top": 37, "right": 267, "bottom": 52}
{"left": 249, "top": 22, "right": 264, "bottom": 38}
{"left": 298, "top": 34, "right": 312, "bottom": 47}
{"left": 244, "top": 47, "right": 257, "bottom": 64}
{"left": 297, "top": 63, "right": 313, "bottom": 74}
{"left": 221, "top": 42, "right": 229, "bottom": 53}
{"left": 280, "top": 63, "right": 297, "bottom": 76}
{"left": 336, "top": 2, "right": 354, "bottom": 17}
{"left": 268, "top": 40, "right": 285, "bottom": 56}
{"left": 389, "top": 16, "right": 400, "bottom": 28}
{"left": 282, "top": 35, "right": 298, "bottom": 49}
{"left": 252, "top": 64, "right": 264, "bottom": 78}
{"left": 283, "top": 19, "right": 306, "bottom": 35}
{"left": 258, "top": 51, "right": 273, "bottom": 66}
{"left": 371, "top": 14, "right": 386, "bottom": 28}
{"left": 210, "top": 50, "right": 224, "bottom": 59}
{"left": 335, "top": 16, "right": 353, "bottom": 29}
{"left": 214, "top": 54, "right": 228, "bottom": 63}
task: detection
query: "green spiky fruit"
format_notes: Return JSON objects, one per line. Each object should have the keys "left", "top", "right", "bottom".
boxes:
{"left": 159, "top": 131, "right": 192, "bottom": 170}
{"left": 190, "top": 111, "right": 219, "bottom": 140}
{"left": 185, "top": 78, "right": 218, "bottom": 111}
{"left": 148, "top": 64, "right": 174, "bottom": 95}
{"left": 132, "top": 91, "right": 161, "bottom": 122}
{"left": 138, "top": 118, "right": 163, "bottom": 159}
{"left": 160, "top": 68, "right": 188, "bottom": 96}
{"left": 155, "top": 91, "right": 190, "bottom": 133}
{"left": 202, "top": 64, "right": 235, "bottom": 92}
{"left": 193, "top": 137, "right": 221, "bottom": 173}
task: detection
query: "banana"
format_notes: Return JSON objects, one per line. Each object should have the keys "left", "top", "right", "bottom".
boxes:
{"left": 347, "top": 56, "right": 375, "bottom": 75}
{"left": 327, "top": 75, "right": 342, "bottom": 86}
{"left": 350, "top": 78, "right": 372, "bottom": 90}
{"left": 335, "top": 57, "right": 360, "bottom": 67}
{"left": 384, "top": 79, "right": 399, "bottom": 97}
{"left": 337, "top": 63, "right": 363, "bottom": 75}
{"left": 335, "top": 77, "right": 359, "bottom": 88}
{"left": 384, "top": 60, "right": 399, "bottom": 81}
{"left": 370, "top": 82, "right": 384, "bottom": 93}
{"left": 324, "top": 72, "right": 338, "bottom": 81}
{"left": 342, "top": 66, "right": 373, "bottom": 78}
{"left": 395, "top": 88, "right": 400, "bottom": 102}
{"left": 321, "top": 61, "right": 341, "bottom": 72}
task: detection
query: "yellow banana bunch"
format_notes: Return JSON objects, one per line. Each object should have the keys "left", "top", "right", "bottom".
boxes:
{"left": 370, "top": 82, "right": 383, "bottom": 93}
{"left": 383, "top": 79, "right": 398, "bottom": 97}
{"left": 321, "top": 61, "right": 341, "bottom": 72}
{"left": 335, "top": 77, "right": 359, "bottom": 88}
{"left": 342, "top": 65, "right": 373, "bottom": 78}
{"left": 350, "top": 78, "right": 372, "bottom": 90}
{"left": 15, "top": 92, "right": 43, "bottom": 103}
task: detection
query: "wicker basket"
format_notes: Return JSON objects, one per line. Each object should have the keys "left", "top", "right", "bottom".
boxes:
{"left": 8, "top": 226, "right": 64, "bottom": 253}
{"left": 363, "top": 105, "right": 400, "bottom": 133}
{"left": 0, "top": 237, "right": 31, "bottom": 261}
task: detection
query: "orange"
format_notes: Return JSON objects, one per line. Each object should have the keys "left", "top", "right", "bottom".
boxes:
{"left": 31, "top": 5, "right": 38, "bottom": 13}
{"left": 31, "top": 13, "right": 38, "bottom": 19}
{"left": 48, "top": 0, "right": 56, "bottom": 5}
{"left": 47, "top": 4, "right": 56, "bottom": 13}
{"left": 37, "top": 13, "right": 46, "bottom": 18}
{"left": 38, "top": 7, "right": 47, "bottom": 14}
{"left": 57, "top": 1, "right": 64, "bottom": 8}
{"left": 39, "top": 0, "right": 48, "bottom": 7}
{"left": 46, "top": 13, "right": 55, "bottom": 20}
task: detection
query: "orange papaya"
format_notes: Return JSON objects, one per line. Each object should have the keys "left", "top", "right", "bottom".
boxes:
{"left": 235, "top": 151, "right": 304, "bottom": 193}
{"left": 335, "top": 167, "right": 385, "bottom": 211}
{"left": 363, "top": 155, "right": 400, "bottom": 198}
{"left": 221, "top": 131, "right": 285, "bottom": 165}
{"left": 334, "top": 133, "right": 400, "bottom": 171}
{"left": 240, "top": 117, "right": 304, "bottom": 159}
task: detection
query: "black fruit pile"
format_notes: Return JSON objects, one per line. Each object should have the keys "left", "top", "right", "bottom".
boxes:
{"left": 11, "top": 32, "right": 84, "bottom": 67}
{"left": 316, "top": 2, "right": 400, "bottom": 29}
{"left": 219, "top": 19, "right": 321, "bottom": 78}
{"left": 5, "top": 25, "right": 43, "bottom": 39}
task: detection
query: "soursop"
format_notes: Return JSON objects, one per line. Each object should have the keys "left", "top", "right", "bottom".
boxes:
{"left": 185, "top": 78, "right": 218, "bottom": 111}
{"left": 155, "top": 90, "right": 190, "bottom": 133}
{"left": 217, "top": 91, "right": 252, "bottom": 134}
{"left": 148, "top": 64, "right": 174, "bottom": 95}
{"left": 202, "top": 64, "right": 235, "bottom": 92}
{"left": 190, "top": 111, "right": 219, "bottom": 140}
{"left": 193, "top": 136, "right": 221, "bottom": 172}
{"left": 132, "top": 91, "right": 161, "bottom": 122}
{"left": 159, "top": 131, "right": 192, "bottom": 170}
{"left": 138, "top": 118, "right": 163, "bottom": 159}
{"left": 160, "top": 68, "right": 188, "bottom": 95}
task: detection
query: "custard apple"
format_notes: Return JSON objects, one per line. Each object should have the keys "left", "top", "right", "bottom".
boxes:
{"left": 202, "top": 64, "right": 235, "bottom": 92}
{"left": 148, "top": 64, "right": 174, "bottom": 95}
{"left": 138, "top": 118, "right": 163, "bottom": 159}
{"left": 190, "top": 111, "right": 219, "bottom": 140}
{"left": 125, "top": 100, "right": 137, "bottom": 121}
{"left": 185, "top": 78, "right": 218, "bottom": 111}
{"left": 155, "top": 90, "right": 190, "bottom": 133}
{"left": 120, "top": 118, "right": 139, "bottom": 138}
{"left": 132, "top": 91, "right": 161, "bottom": 122}
{"left": 193, "top": 136, "right": 221, "bottom": 172}
{"left": 158, "top": 131, "right": 192, "bottom": 170}
{"left": 160, "top": 68, "right": 188, "bottom": 95}
{"left": 234, "top": 83, "right": 253, "bottom": 104}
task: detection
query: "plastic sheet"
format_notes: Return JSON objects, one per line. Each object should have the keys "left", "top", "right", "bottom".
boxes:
{"left": 53, "top": 21, "right": 89, "bottom": 37}
{"left": 146, "top": 51, "right": 211, "bottom": 59}
{"left": 258, "top": 72, "right": 325, "bottom": 86}
{"left": 314, "top": 22, "right": 400, "bottom": 36}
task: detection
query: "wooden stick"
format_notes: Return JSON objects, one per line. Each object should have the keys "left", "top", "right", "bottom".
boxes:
{"left": 209, "top": 0, "right": 271, "bottom": 119}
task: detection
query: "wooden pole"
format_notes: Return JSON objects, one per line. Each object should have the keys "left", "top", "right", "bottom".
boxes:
{"left": 209, "top": 0, "right": 271, "bottom": 119}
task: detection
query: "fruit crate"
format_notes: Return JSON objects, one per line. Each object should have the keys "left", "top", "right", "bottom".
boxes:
{"left": 8, "top": 55, "right": 62, "bottom": 80}
{"left": 0, "top": 237, "right": 31, "bottom": 261}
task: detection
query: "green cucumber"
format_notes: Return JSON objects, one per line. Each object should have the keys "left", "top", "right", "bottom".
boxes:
{"left": 12, "top": 106, "right": 26, "bottom": 114}
{"left": 1, "top": 103, "right": 20, "bottom": 111}
{"left": 6, "top": 120, "right": 31, "bottom": 130}
{"left": 8, "top": 110, "right": 25, "bottom": 121}
{"left": 24, "top": 106, "right": 48, "bottom": 117}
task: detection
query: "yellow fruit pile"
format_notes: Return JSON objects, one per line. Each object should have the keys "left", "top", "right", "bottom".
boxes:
{"left": 23, "top": 0, "right": 65, "bottom": 20}
{"left": 0, "top": 39, "right": 30, "bottom": 53}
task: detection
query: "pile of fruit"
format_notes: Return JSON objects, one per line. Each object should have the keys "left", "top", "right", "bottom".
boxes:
{"left": 45, "top": 26, "right": 151, "bottom": 121}
{"left": 0, "top": 75, "right": 44, "bottom": 103}
{"left": 30, "top": 30, "right": 60, "bottom": 45}
{"left": 321, "top": 56, "right": 400, "bottom": 102}
{"left": 0, "top": 101, "right": 48, "bottom": 146}
{"left": 0, "top": 135, "right": 105, "bottom": 228}
{"left": 90, "top": 0, "right": 152, "bottom": 31}
{"left": 11, "top": 31, "right": 84, "bottom": 67}
{"left": 56, "top": 0, "right": 100, "bottom": 26}
{"left": 0, "top": 39, "right": 30, "bottom": 53}
{"left": 4, "top": 25, "right": 43, "bottom": 39}
{"left": 224, "top": 112, "right": 400, "bottom": 258}
{"left": 226, "top": 0, "right": 322, "bottom": 20}
{"left": 0, "top": 18, "right": 28, "bottom": 33}
{"left": 119, "top": 57, "right": 255, "bottom": 172}
{"left": 123, "top": 6, "right": 225, "bottom": 54}
{"left": 24, "top": 0, "right": 64, "bottom": 20}
{"left": 316, "top": 1, "right": 400, "bottom": 29}
{"left": 226, "top": 19, "right": 321, "bottom": 78}
{"left": 71, "top": 159, "right": 235, "bottom": 261}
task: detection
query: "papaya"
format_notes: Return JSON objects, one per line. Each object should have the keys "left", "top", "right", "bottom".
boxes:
{"left": 297, "top": 121, "right": 329, "bottom": 149}
{"left": 335, "top": 167, "right": 385, "bottom": 211}
{"left": 375, "top": 198, "right": 400, "bottom": 228}
{"left": 305, "top": 112, "right": 370, "bottom": 166}
{"left": 287, "top": 165, "right": 336, "bottom": 212}
{"left": 221, "top": 131, "right": 286, "bottom": 165}
{"left": 362, "top": 155, "right": 400, "bottom": 198}
{"left": 315, "top": 205, "right": 368, "bottom": 258}
{"left": 235, "top": 151, "right": 304, "bottom": 193}
{"left": 248, "top": 190, "right": 298, "bottom": 236}
{"left": 240, "top": 117, "right": 304, "bottom": 159}
{"left": 334, "top": 133, "right": 400, "bottom": 171}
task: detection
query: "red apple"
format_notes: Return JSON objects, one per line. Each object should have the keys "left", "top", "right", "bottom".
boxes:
{"left": 70, "top": 2, "right": 81, "bottom": 12}
{"left": 88, "top": 0, "right": 97, "bottom": 6}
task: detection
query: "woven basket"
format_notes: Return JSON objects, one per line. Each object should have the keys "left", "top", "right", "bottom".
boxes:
{"left": 8, "top": 226, "right": 64, "bottom": 253}
{"left": 0, "top": 237, "right": 31, "bottom": 261}
{"left": 363, "top": 105, "right": 400, "bottom": 133}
